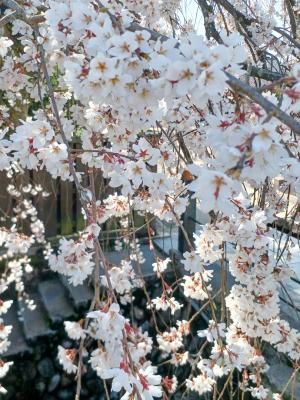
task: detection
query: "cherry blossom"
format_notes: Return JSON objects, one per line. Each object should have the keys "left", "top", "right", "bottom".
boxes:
{"left": 58, "top": 346, "right": 78, "bottom": 374}
{"left": 0, "top": 37, "right": 13, "bottom": 58}
{"left": 64, "top": 321, "right": 86, "bottom": 340}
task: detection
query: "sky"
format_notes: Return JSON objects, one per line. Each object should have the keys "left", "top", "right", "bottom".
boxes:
{"left": 179, "top": 0, "right": 205, "bottom": 34}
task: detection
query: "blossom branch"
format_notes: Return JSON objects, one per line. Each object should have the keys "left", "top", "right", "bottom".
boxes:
{"left": 226, "top": 72, "right": 300, "bottom": 134}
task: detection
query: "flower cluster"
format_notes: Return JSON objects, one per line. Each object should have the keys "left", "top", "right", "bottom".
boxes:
{"left": 48, "top": 227, "right": 96, "bottom": 285}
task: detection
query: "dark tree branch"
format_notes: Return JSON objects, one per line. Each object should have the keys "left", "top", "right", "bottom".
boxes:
{"left": 196, "top": 0, "right": 223, "bottom": 43}
{"left": 274, "top": 27, "right": 300, "bottom": 50}
{"left": 284, "top": 0, "right": 297, "bottom": 38}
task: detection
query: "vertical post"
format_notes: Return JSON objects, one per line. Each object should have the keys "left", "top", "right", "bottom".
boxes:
{"left": 0, "top": 171, "right": 12, "bottom": 229}
{"left": 178, "top": 198, "right": 196, "bottom": 253}
{"left": 60, "top": 180, "right": 74, "bottom": 235}
{"left": 176, "top": 132, "right": 196, "bottom": 254}
{"left": 34, "top": 170, "right": 58, "bottom": 238}
{"left": 75, "top": 144, "right": 86, "bottom": 232}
